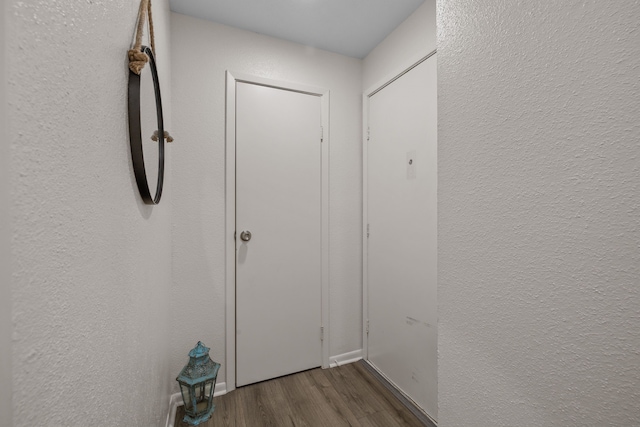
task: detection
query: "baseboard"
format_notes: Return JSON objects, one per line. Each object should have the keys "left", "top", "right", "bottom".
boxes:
{"left": 165, "top": 392, "right": 183, "bottom": 427}
{"left": 165, "top": 382, "right": 227, "bottom": 427}
{"left": 329, "top": 349, "right": 363, "bottom": 368}
{"left": 359, "top": 360, "right": 437, "bottom": 427}
{"left": 213, "top": 382, "right": 227, "bottom": 398}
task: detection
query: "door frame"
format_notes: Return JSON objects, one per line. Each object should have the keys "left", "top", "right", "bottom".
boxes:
{"left": 225, "top": 71, "right": 330, "bottom": 393}
{"left": 362, "top": 50, "right": 437, "bottom": 360}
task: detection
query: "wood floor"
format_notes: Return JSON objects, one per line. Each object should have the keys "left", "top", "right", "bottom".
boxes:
{"left": 175, "top": 361, "right": 427, "bottom": 427}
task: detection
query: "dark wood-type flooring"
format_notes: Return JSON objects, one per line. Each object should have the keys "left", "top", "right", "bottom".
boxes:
{"left": 175, "top": 361, "right": 426, "bottom": 427}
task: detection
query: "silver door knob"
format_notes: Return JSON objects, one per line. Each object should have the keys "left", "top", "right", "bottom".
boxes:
{"left": 240, "top": 230, "right": 252, "bottom": 242}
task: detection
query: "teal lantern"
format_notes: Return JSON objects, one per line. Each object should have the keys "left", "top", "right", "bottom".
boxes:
{"left": 176, "top": 342, "right": 221, "bottom": 425}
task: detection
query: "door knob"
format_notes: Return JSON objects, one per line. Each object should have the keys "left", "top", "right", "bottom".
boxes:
{"left": 240, "top": 230, "right": 252, "bottom": 242}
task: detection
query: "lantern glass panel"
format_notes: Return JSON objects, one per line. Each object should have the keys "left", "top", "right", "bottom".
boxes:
{"left": 204, "top": 380, "right": 213, "bottom": 400}
{"left": 195, "top": 383, "right": 205, "bottom": 413}
{"left": 180, "top": 382, "right": 193, "bottom": 412}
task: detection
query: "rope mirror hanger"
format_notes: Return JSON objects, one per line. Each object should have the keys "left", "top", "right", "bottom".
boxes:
{"left": 127, "top": 0, "right": 173, "bottom": 205}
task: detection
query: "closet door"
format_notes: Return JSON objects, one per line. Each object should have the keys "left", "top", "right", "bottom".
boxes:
{"left": 366, "top": 55, "right": 438, "bottom": 420}
{"left": 235, "top": 82, "right": 323, "bottom": 387}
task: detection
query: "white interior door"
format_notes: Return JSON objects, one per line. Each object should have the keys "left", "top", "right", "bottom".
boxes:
{"left": 235, "top": 81, "right": 323, "bottom": 387}
{"left": 366, "top": 55, "right": 438, "bottom": 419}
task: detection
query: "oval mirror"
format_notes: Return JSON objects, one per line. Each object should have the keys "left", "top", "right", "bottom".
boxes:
{"left": 128, "top": 45, "right": 165, "bottom": 205}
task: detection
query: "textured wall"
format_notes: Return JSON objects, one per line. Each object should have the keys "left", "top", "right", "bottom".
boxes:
{"left": 169, "top": 13, "right": 362, "bottom": 387}
{"left": 1, "top": 1, "right": 12, "bottom": 426}
{"left": 8, "top": 0, "right": 174, "bottom": 425}
{"left": 438, "top": 1, "right": 640, "bottom": 426}
{"left": 362, "top": 0, "right": 436, "bottom": 91}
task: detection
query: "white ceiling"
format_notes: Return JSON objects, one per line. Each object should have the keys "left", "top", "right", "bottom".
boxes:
{"left": 169, "top": 0, "right": 425, "bottom": 59}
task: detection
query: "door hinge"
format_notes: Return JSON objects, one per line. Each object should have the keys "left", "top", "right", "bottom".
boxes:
{"left": 366, "top": 320, "right": 370, "bottom": 335}
{"left": 367, "top": 127, "right": 370, "bottom": 141}
{"left": 320, "top": 326, "right": 325, "bottom": 341}
{"left": 320, "top": 126, "right": 324, "bottom": 143}
{"left": 367, "top": 224, "right": 370, "bottom": 239}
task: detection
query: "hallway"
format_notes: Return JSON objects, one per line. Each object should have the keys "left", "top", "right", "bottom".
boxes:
{"left": 4, "top": 1, "right": 640, "bottom": 426}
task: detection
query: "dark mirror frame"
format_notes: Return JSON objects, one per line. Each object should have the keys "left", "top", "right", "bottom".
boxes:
{"left": 128, "top": 45, "right": 165, "bottom": 205}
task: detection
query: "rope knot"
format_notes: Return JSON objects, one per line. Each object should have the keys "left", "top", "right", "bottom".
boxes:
{"left": 128, "top": 49, "right": 148, "bottom": 75}
{"left": 151, "top": 130, "right": 174, "bottom": 143}
{"left": 128, "top": 0, "right": 155, "bottom": 74}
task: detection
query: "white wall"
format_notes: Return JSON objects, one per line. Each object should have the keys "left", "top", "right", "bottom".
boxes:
{"left": 363, "top": 0, "right": 436, "bottom": 91}
{"left": 169, "top": 13, "right": 363, "bottom": 387}
{"left": 8, "top": 1, "right": 174, "bottom": 425}
{"left": 1, "top": 1, "right": 12, "bottom": 426}
{"left": 438, "top": 1, "right": 640, "bottom": 426}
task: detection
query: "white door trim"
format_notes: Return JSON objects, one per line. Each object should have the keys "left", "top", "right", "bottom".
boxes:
{"left": 362, "top": 49, "right": 437, "bottom": 360}
{"left": 225, "top": 71, "right": 330, "bottom": 393}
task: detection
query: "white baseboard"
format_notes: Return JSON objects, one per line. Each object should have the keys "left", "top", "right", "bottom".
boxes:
{"left": 213, "top": 382, "right": 227, "bottom": 398}
{"left": 165, "top": 382, "right": 227, "bottom": 427}
{"left": 329, "top": 349, "right": 363, "bottom": 368}
{"left": 165, "top": 392, "right": 183, "bottom": 427}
